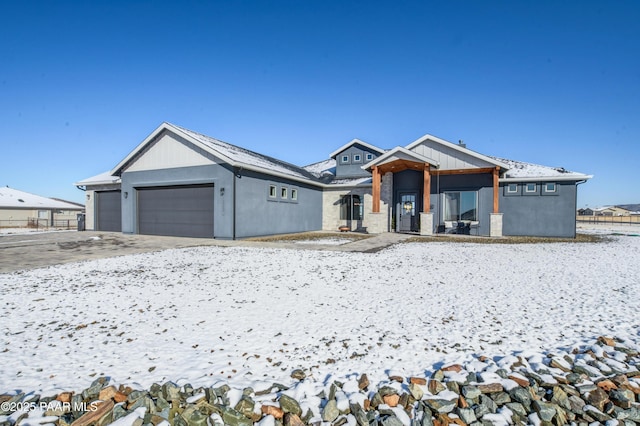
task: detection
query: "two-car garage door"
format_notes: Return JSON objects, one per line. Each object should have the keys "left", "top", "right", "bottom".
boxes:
{"left": 137, "top": 184, "right": 214, "bottom": 238}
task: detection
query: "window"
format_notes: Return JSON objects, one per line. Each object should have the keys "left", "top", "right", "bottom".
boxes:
{"left": 366, "top": 153, "right": 373, "bottom": 161}
{"left": 340, "top": 194, "right": 363, "bottom": 220}
{"left": 341, "top": 155, "right": 349, "bottom": 164}
{"left": 281, "top": 187, "right": 288, "bottom": 199}
{"left": 544, "top": 183, "right": 556, "bottom": 193}
{"left": 443, "top": 191, "right": 478, "bottom": 221}
{"left": 291, "top": 189, "right": 298, "bottom": 200}
{"left": 268, "top": 185, "right": 277, "bottom": 198}
{"left": 507, "top": 183, "right": 518, "bottom": 193}
{"left": 353, "top": 154, "right": 361, "bottom": 162}
{"left": 525, "top": 183, "right": 537, "bottom": 193}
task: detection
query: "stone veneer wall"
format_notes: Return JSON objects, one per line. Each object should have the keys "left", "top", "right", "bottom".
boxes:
{"left": 322, "top": 172, "right": 393, "bottom": 234}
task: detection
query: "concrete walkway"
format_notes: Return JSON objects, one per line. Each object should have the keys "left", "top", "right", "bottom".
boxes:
{"left": 0, "top": 230, "right": 415, "bottom": 273}
{"left": 332, "top": 232, "right": 414, "bottom": 253}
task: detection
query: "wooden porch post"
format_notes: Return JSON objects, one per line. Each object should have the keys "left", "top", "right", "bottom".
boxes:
{"left": 372, "top": 165, "right": 380, "bottom": 213}
{"left": 493, "top": 166, "right": 500, "bottom": 213}
{"left": 423, "top": 164, "right": 431, "bottom": 212}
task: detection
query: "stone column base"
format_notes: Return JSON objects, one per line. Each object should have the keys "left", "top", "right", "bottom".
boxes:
{"left": 490, "top": 213, "right": 503, "bottom": 237}
{"left": 420, "top": 212, "right": 434, "bottom": 236}
{"left": 367, "top": 212, "right": 388, "bottom": 234}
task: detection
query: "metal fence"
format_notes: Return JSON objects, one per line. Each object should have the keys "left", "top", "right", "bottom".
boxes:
{"left": 576, "top": 215, "right": 640, "bottom": 225}
{"left": 0, "top": 218, "right": 79, "bottom": 230}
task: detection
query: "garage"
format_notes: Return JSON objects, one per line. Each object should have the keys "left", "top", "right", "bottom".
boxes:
{"left": 95, "top": 190, "right": 122, "bottom": 232}
{"left": 137, "top": 184, "right": 214, "bottom": 238}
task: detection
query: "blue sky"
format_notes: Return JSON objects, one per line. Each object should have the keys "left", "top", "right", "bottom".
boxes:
{"left": 1, "top": 0, "right": 638, "bottom": 208}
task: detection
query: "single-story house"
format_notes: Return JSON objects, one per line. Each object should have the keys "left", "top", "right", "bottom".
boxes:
{"left": 75, "top": 122, "right": 592, "bottom": 238}
{"left": 592, "top": 206, "right": 631, "bottom": 216}
{"left": 0, "top": 186, "right": 84, "bottom": 228}
{"left": 577, "top": 208, "right": 594, "bottom": 216}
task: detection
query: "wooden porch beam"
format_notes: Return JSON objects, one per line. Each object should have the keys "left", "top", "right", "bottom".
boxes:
{"left": 372, "top": 165, "right": 380, "bottom": 213}
{"left": 493, "top": 166, "right": 499, "bottom": 213}
{"left": 423, "top": 164, "right": 430, "bottom": 213}
{"left": 434, "top": 167, "right": 497, "bottom": 176}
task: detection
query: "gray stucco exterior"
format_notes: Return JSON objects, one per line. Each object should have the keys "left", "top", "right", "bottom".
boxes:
{"left": 121, "top": 164, "right": 235, "bottom": 238}
{"left": 500, "top": 181, "right": 578, "bottom": 238}
{"left": 119, "top": 165, "right": 323, "bottom": 239}
{"left": 234, "top": 169, "right": 323, "bottom": 238}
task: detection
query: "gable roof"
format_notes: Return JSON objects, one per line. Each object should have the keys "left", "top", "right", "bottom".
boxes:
{"left": 112, "top": 123, "right": 322, "bottom": 186}
{"left": 0, "top": 187, "right": 84, "bottom": 210}
{"left": 329, "top": 138, "right": 386, "bottom": 159}
{"left": 493, "top": 157, "right": 592, "bottom": 182}
{"left": 406, "top": 133, "right": 509, "bottom": 170}
{"left": 74, "top": 171, "right": 121, "bottom": 187}
{"left": 362, "top": 146, "right": 440, "bottom": 171}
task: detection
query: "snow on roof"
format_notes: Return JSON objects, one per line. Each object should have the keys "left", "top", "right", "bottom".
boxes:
{"left": 74, "top": 171, "right": 121, "bottom": 187}
{"left": 169, "top": 124, "right": 319, "bottom": 182}
{"left": 328, "top": 176, "right": 372, "bottom": 186}
{"left": 328, "top": 138, "right": 386, "bottom": 159}
{"left": 303, "top": 158, "right": 336, "bottom": 177}
{"left": 492, "top": 156, "right": 592, "bottom": 181}
{"left": 0, "top": 187, "right": 84, "bottom": 210}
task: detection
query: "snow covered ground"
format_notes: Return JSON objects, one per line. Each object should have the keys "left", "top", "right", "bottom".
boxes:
{"left": 0, "top": 228, "right": 75, "bottom": 236}
{"left": 1, "top": 231, "right": 639, "bottom": 399}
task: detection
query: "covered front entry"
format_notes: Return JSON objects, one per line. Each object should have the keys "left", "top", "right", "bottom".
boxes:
{"left": 366, "top": 146, "right": 503, "bottom": 236}
{"left": 137, "top": 184, "right": 214, "bottom": 238}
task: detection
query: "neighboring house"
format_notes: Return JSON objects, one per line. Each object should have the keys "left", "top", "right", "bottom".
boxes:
{"left": 592, "top": 206, "right": 631, "bottom": 216}
{"left": 577, "top": 208, "right": 594, "bottom": 216}
{"left": 0, "top": 186, "right": 84, "bottom": 228}
{"left": 75, "top": 122, "right": 592, "bottom": 239}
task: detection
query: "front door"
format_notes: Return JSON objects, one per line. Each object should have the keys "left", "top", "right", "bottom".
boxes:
{"left": 398, "top": 193, "right": 417, "bottom": 233}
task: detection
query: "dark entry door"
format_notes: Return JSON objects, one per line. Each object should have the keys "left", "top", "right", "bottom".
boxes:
{"left": 399, "top": 193, "right": 417, "bottom": 233}
{"left": 137, "top": 184, "right": 214, "bottom": 238}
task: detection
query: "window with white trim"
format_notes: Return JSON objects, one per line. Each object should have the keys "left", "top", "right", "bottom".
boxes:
{"left": 366, "top": 153, "right": 373, "bottom": 161}
{"left": 268, "top": 185, "right": 277, "bottom": 198}
{"left": 291, "top": 188, "right": 298, "bottom": 200}
{"left": 353, "top": 154, "right": 361, "bottom": 162}
{"left": 341, "top": 155, "right": 349, "bottom": 164}
{"left": 525, "top": 183, "right": 537, "bottom": 193}
{"left": 281, "top": 187, "right": 288, "bottom": 199}
{"left": 544, "top": 183, "right": 557, "bottom": 193}
{"left": 507, "top": 183, "right": 518, "bottom": 193}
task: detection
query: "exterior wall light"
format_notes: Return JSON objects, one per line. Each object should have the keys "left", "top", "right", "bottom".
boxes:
{"left": 124, "top": 192, "right": 128, "bottom": 199}
{"left": 220, "top": 187, "right": 225, "bottom": 196}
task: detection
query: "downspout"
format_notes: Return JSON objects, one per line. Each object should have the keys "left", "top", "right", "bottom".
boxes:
{"left": 232, "top": 166, "right": 238, "bottom": 240}
{"left": 574, "top": 179, "right": 588, "bottom": 239}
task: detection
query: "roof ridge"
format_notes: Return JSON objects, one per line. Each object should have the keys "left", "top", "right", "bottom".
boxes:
{"left": 169, "top": 123, "right": 321, "bottom": 182}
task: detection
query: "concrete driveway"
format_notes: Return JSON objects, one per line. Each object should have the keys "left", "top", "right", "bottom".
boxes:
{"left": 0, "top": 230, "right": 413, "bottom": 273}
{"left": 0, "top": 231, "right": 232, "bottom": 273}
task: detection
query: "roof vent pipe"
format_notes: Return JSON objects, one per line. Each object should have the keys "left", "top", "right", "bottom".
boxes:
{"left": 458, "top": 140, "right": 466, "bottom": 148}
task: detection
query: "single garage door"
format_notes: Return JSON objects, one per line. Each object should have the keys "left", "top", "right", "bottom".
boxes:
{"left": 137, "top": 184, "right": 214, "bottom": 238}
{"left": 96, "top": 190, "right": 122, "bottom": 232}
